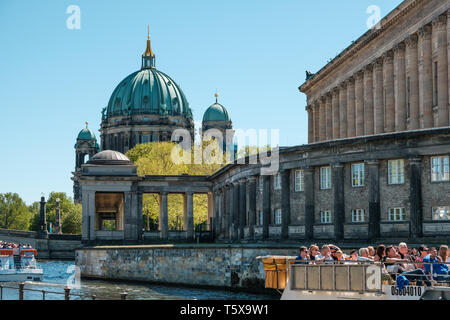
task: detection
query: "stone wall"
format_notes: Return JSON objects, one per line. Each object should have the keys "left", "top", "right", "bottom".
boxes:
{"left": 76, "top": 244, "right": 298, "bottom": 292}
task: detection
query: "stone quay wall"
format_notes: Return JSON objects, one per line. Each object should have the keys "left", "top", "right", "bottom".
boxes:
{"left": 76, "top": 244, "right": 298, "bottom": 292}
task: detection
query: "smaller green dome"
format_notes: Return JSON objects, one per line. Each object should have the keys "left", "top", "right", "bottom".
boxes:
{"left": 203, "top": 103, "right": 231, "bottom": 122}
{"left": 77, "top": 123, "right": 97, "bottom": 141}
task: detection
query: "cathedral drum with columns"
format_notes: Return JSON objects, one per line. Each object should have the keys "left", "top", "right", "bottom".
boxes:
{"left": 76, "top": 0, "right": 450, "bottom": 244}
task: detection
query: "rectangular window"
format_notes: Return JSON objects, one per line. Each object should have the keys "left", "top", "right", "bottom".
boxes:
{"left": 142, "top": 134, "right": 151, "bottom": 143}
{"left": 295, "top": 169, "right": 304, "bottom": 192}
{"left": 388, "top": 207, "right": 406, "bottom": 221}
{"left": 431, "top": 156, "right": 450, "bottom": 182}
{"left": 352, "top": 163, "right": 365, "bottom": 187}
{"left": 388, "top": 159, "right": 405, "bottom": 184}
{"left": 351, "top": 209, "right": 365, "bottom": 223}
{"left": 274, "top": 174, "right": 281, "bottom": 190}
{"left": 259, "top": 211, "right": 264, "bottom": 225}
{"left": 259, "top": 177, "right": 264, "bottom": 193}
{"left": 320, "top": 210, "right": 332, "bottom": 224}
{"left": 320, "top": 166, "right": 332, "bottom": 189}
{"left": 432, "top": 206, "right": 450, "bottom": 221}
{"left": 274, "top": 209, "right": 282, "bottom": 225}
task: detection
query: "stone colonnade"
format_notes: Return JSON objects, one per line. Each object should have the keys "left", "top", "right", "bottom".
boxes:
{"left": 307, "top": 12, "right": 449, "bottom": 143}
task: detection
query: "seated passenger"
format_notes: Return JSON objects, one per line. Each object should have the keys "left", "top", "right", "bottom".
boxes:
{"left": 423, "top": 247, "right": 450, "bottom": 282}
{"left": 315, "top": 245, "right": 334, "bottom": 264}
{"left": 415, "top": 245, "right": 428, "bottom": 271}
{"left": 367, "top": 246, "right": 375, "bottom": 259}
{"left": 357, "top": 248, "right": 373, "bottom": 263}
{"left": 309, "top": 245, "right": 319, "bottom": 262}
{"left": 374, "top": 245, "right": 386, "bottom": 262}
{"left": 294, "top": 246, "right": 309, "bottom": 264}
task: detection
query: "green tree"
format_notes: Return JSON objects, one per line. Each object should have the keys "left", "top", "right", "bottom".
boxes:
{"left": 0, "top": 193, "right": 33, "bottom": 231}
{"left": 61, "top": 203, "right": 82, "bottom": 234}
{"left": 127, "top": 141, "right": 224, "bottom": 230}
{"left": 29, "top": 192, "right": 81, "bottom": 234}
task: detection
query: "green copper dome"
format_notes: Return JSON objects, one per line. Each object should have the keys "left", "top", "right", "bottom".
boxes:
{"left": 105, "top": 68, "right": 192, "bottom": 119}
{"left": 77, "top": 127, "right": 97, "bottom": 141}
{"left": 203, "top": 102, "right": 231, "bottom": 122}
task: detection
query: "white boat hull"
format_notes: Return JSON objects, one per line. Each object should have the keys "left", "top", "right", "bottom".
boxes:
{"left": 281, "top": 281, "right": 443, "bottom": 300}
{"left": 0, "top": 269, "right": 43, "bottom": 282}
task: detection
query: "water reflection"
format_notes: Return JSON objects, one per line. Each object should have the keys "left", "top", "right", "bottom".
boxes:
{"left": 0, "top": 260, "right": 276, "bottom": 300}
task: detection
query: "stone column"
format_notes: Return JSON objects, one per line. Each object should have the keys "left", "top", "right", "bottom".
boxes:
{"left": 304, "top": 167, "right": 314, "bottom": 240}
{"left": 183, "top": 192, "right": 194, "bottom": 240}
{"left": 405, "top": 33, "right": 420, "bottom": 130}
{"left": 367, "top": 160, "right": 380, "bottom": 240}
{"left": 332, "top": 88, "right": 340, "bottom": 139}
{"left": 207, "top": 192, "right": 213, "bottom": 232}
{"left": 325, "top": 94, "right": 333, "bottom": 141}
{"left": 394, "top": 42, "right": 407, "bottom": 131}
{"left": 247, "top": 176, "right": 257, "bottom": 240}
{"left": 355, "top": 70, "right": 365, "bottom": 136}
{"left": 383, "top": 50, "right": 395, "bottom": 132}
{"left": 313, "top": 103, "right": 320, "bottom": 142}
{"left": 238, "top": 179, "right": 246, "bottom": 240}
{"left": 280, "top": 169, "right": 291, "bottom": 240}
{"left": 418, "top": 24, "right": 433, "bottom": 128}
{"left": 433, "top": 15, "right": 449, "bottom": 127}
{"left": 346, "top": 77, "right": 356, "bottom": 137}
{"left": 262, "top": 175, "right": 271, "bottom": 239}
{"left": 373, "top": 58, "right": 384, "bottom": 134}
{"left": 307, "top": 106, "right": 314, "bottom": 144}
{"left": 448, "top": 10, "right": 450, "bottom": 124}
{"left": 159, "top": 192, "right": 168, "bottom": 240}
{"left": 363, "top": 64, "right": 375, "bottom": 135}
{"left": 332, "top": 163, "right": 344, "bottom": 240}
{"left": 38, "top": 196, "right": 48, "bottom": 239}
{"left": 319, "top": 97, "right": 326, "bottom": 142}
{"left": 54, "top": 198, "right": 62, "bottom": 234}
{"left": 409, "top": 157, "right": 423, "bottom": 239}
{"left": 339, "top": 83, "right": 348, "bottom": 138}
{"left": 224, "top": 186, "right": 231, "bottom": 239}
{"left": 232, "top": 183, "right": 239, "bottom": 241}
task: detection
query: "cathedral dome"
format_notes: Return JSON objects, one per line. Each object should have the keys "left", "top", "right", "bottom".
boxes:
{"left": 202, "top": 94, "right": 231, "bottom": 122}
{"left": 77, "top": 125, "right": 97, "bottom": 141}
{"left": 104, "top": 36, "right": 192, "bottom": 120}
{"left": 87, "top": 150, "right": 132, "bottom": 165}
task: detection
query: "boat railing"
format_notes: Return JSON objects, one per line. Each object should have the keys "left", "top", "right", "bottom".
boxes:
{"left": 288, "top": 261, "right": 384, "bottom": 294}
{"left": 258, "top": 256, "right": 450, "bottom": 293}
{"left": 384, "top": 261, "right": 450, "bottom": 288}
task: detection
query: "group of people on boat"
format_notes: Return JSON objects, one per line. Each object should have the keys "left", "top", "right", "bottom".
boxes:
{"left": 294, "top": 242, "right": 450, "bottom": 286}
{"left": 0, "top": 241, "right": 33, "bottom": 250}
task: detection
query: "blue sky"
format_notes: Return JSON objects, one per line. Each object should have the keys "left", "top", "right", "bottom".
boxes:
{"left": 0, "top": 0, "right": 402, "bottom": 204}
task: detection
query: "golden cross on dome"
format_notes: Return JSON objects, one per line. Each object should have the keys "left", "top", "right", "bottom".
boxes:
{"left": 85, "top": 121, "right": 88, "bottom": 128}
{"left": 215, "top": 92, "right": 219, "bottom": 103}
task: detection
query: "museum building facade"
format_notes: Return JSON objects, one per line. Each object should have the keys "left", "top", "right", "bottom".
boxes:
{"left": 77, "top": 0, "right": 450, "bottom": 244}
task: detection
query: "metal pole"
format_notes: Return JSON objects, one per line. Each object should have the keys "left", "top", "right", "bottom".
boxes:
{"left": 121, "top": 292, "right": 127, "bottom": 300}
{"left": 0, "top": 285, "right": 2, "bottom": 300}
{"left": 42, "top": 290, "right": 46, "bottom": 300}
{"left": 64, "top": 287, "right": 70, "bottom": 300}
{"left": 19, "top": 283, "right": 24, "bottom": 300}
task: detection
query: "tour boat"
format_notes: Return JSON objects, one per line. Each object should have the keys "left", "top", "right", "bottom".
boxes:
{"left": 258, "top": 255, "right": 450, "bottom": 300}
{"left": 0, "top": 249, "right": 43, "bottom": 282}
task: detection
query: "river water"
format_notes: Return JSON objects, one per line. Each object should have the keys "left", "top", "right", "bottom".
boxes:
{"left": 1, "top": 260, "right": 276, "bottom": 300}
